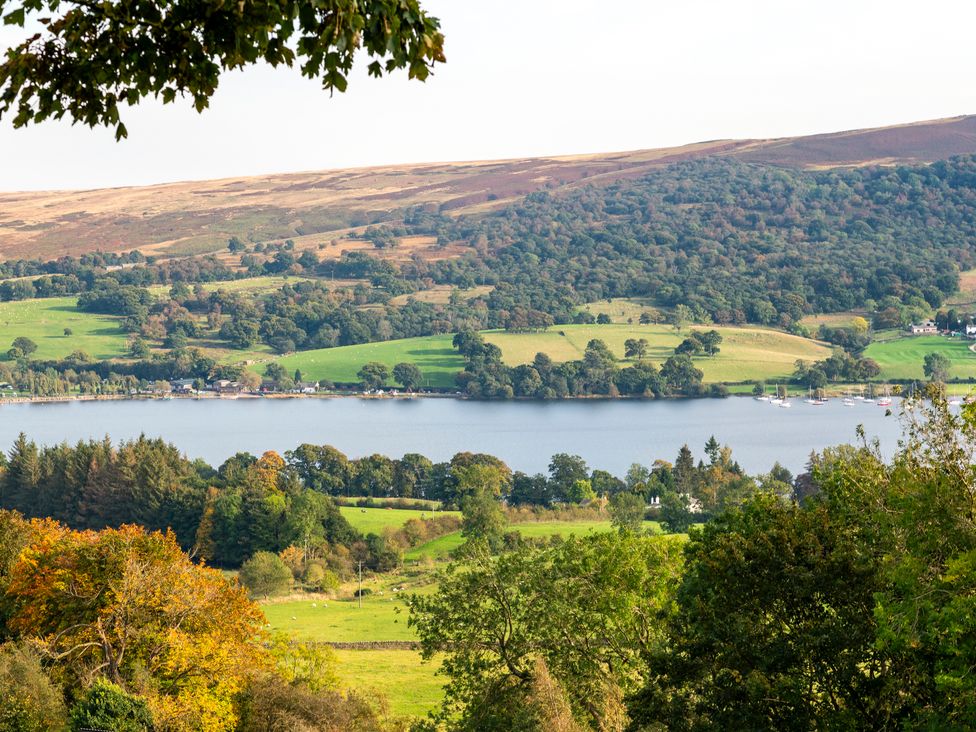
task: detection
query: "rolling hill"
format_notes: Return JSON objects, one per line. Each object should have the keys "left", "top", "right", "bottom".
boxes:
{"left": 1, "top": 115, "right": 975, "bottom": 261}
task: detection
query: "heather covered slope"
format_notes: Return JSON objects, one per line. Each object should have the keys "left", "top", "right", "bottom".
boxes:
{"left": 2, "top": 115, "right": 976, "bottom": 261}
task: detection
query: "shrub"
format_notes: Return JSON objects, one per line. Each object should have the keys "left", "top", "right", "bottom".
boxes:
{"left": 302, "top": 563, "right": 340, "bottom": 594}
{"left": 68, "top": 678, "right": 153, "bottom": 732}
{"left": 0, "top": 642, "right": 67, "bottom": 732}
{"left": 239, "top": 551, "right": 293, "bottom": 598}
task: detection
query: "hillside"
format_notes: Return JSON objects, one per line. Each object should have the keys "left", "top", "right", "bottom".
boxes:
{"left": 2, "top": 115, "right": 975, "bottom": 261}
{"left": 266, "top": 325, "right": 834, "bottom": 388}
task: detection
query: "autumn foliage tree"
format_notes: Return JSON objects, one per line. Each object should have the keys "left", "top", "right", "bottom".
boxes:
{"left": 3, "top": 522, "right": 267, "bottom": 730}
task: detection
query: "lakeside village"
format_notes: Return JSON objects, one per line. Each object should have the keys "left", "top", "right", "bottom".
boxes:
{"left": 2, "top": 317, "right": 976, "bottom": 403}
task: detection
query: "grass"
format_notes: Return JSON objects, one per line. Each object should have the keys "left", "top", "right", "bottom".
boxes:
{"left": 263, "top": 324, "right": 833, "bottom": 387}
{"left": 264, "top": 517, "right": 663, "bottom": 719}
{"left": 864, "top": 334, "right": 976, "bottom": 380}
{"left": 332, "top": 649, "right": 443, "bottom": 719}
{"left": 798, "top": 312, "right": 864, "bottom": 329}
{"left": 146, "top": 275, "right": 318, "bottom": 297}
{"left": 264, "top": 334, "right": 463, "bottom": 387}
{"left": 339, "top": 506, "right": 460, "bottom": 535}
{"left": 389, "top": 284, "right": 493, "bottom": 306}
{"left": 404, "top": 519, "right": 661, "bottom": 561}
{"left": 947, "top": 267, "right": 976, "bottom": 307}
{"left": 483, "top": 324, "right": 832, "bottom": 382}
{"left": 263, "top": 594, "right": 416, "bottom": 642}
{"left": 578, "top": 297, "right": 660, "bottom": 324}
{"left": 0, "top": 297, "right": 128, "bottom": 361}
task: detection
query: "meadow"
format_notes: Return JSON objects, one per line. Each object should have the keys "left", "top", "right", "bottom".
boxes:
{"left": 262, "top": 508, "right": 664, "bottom": 719}
{"left": 265, "top": 334, "right": 463, "bottom": 387}
{"left": 146, "top": 275, "right": 320, "bottom": 297}
{"left": 403, "top": 519, "right": 662, "bottom": 561}
{"left": 339, "top": 505, "right": 460, "bottom": 535}
{"left": 0, "top": 297, "right": 127, "bottom": 361}
{"left": 864, "top": 334, "right": 976, "bottom": 380}
{"left": 331, "top": 649, "right": 442, "bottom": 719}
{"left": 263, "top": 324, "right": 833, "bottom": 387}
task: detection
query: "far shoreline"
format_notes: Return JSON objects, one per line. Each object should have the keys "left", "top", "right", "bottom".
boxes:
{"left": 0, "top": 386, "right": 967, "bottom": 407}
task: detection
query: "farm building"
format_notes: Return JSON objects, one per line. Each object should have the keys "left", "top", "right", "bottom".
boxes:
{"left": 909, "top": 320, "right": 938, "bottom": 335}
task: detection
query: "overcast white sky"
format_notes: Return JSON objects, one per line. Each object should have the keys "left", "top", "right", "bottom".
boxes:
{"left": 1, "top": 0, "right": 975, "bottom": 191}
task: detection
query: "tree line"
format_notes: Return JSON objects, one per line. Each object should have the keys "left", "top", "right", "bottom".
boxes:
{"left": 409, "top": 396, "right": 976, "bottom": 731}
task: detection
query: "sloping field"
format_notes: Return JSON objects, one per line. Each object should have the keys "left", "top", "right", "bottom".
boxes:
{"left": 4, "top": 115, "right": 974, "bottom": 260}
{"left": 864, "top": 335, "right": 976, "bottom": 380}
{"left": 947, "top": 267, "right": 976, "bottom": 307}
{"left": 339, "top": 506, "right": 460, "bottom": 535}
{"left": 265, "top": 325, "right": 833, "bottom": 387}
{"left": 0, "top": 297, "right": 127, "bottom": 361}
{"left": 146, "top": 275, "right": 321, "bottom": 297}
{"left": 270, "top": 334, "right": 463, "bottom": 387}
{"left": 404, "top": 519, "right": 662, "bottom": 561}
{"left": 484, "top": 325, "right": 832, "bottom": 382}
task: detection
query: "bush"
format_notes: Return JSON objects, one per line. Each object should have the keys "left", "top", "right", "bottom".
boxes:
{"left": 303, "top": 563, "right": 340, "bottom": 594}
{"left": 238, "top": 676, "right": 380, "bottom": 731}
{"left": 0, "top": 642, "right": 67, "bottom": 732}
{"left": 68, "top": 679, "right": 153, "bottom": 732}
{"left": 239, "top": 551, "right": 293, "bottom": 598}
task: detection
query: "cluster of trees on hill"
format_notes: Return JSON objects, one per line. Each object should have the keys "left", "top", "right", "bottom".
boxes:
{"left": 410, "top": 396, "right": 976, "bottom": 730}
{"left": 395, "top": 156, "right": 976, "bottom": 327}
{"left": 11, "top": 155, "right": 976, "bottom": 378}
{"left": 791, "top": 352, "right": 882, "bottom": 388}
{"left": 451, "top": 331, "right": 720, "bottom": 398}
{"left": 0, "top": 252, "right": 244, "bottom": 303}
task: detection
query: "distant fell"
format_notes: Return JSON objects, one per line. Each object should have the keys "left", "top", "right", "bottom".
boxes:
{"left": 1, "top": 114, "right": 975, "bottom": 260}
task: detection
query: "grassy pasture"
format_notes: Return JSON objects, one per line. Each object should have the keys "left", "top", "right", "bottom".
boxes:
{"left": 404, "top": 519, "right": 662, "bottom": 561}
{"left": 266, "top": 334, "right": 463, "bottom": 387}
{"left": 146, "top": 275, "right": 319, "bottom": 297}
{"left": 483, "top": 324, "right": 832, "bottom": 382}
{"left": 263, "top": 594, "right": 416, "bottom": 643}
{"left": 864, "top": 334, "right": 976, "bottom": 380}
{"left": 332, "top": 649, "right": 443, "bottom": 719}
{"left": 264, "top": 324, "right": 833, "bottom": 387}
{"left": 388, "top": 284, "right": 493, "bottom": 306}
{"left": 339, "top": 506, "right": 460, "bottom": 535}
{"left": 578, "top": 297, "right": 660, "bottom": 324}
{"left": 947, "top": 268, "right": 976, "bottom": 307}
{"left": 0, "top": 297, "right": 127, "bottom": 361}
{"left": 798, "top": 312, "right": 863, "bottom": 329}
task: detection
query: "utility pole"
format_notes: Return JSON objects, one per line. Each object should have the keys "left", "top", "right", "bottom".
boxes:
{"left": 358, "top": 560, "right": 363, "bottom": 609}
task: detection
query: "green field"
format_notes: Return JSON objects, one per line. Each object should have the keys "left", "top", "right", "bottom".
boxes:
{"left": 864, "top": 335, "right": 976, "bottom": 380}
{"left": 266, "top": 518, "right": 665, "bottom": 719}
{"left": 404, "top": 519, "right": 661, "bottom": 561}
{"left": 264, "top": 324, "right": 833, "bottom": 387}
{"left": 263, "top": 593, "right": 416, "bottom": 643}
{"left": 0, "top": 297, "right": 127, "bottom": 361}
{"left": 332, "top": 649, "right": 442, "bottom": 719}
{"left": 266, "top": 334, "right": 462, "bottom": 387}
{"left": 339, "top": 506, "right": 460, "bottom": 535}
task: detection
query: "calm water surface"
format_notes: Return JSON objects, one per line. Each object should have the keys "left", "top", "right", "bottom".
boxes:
{"left": 0, "top": 396, "right": 908, "bottom": 475}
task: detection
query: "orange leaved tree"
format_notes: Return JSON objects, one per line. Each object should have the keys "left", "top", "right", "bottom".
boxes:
{"left": 4, "top": 522, "right": 268, "bottom": 730}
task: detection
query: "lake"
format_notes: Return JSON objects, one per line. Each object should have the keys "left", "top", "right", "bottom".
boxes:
{"left": 0, "top": 396, "right": 911, "bottom": 476}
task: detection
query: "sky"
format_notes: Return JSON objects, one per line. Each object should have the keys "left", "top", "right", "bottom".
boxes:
{"left": 1, "top": 0, "right": 975, "bottom": 191}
